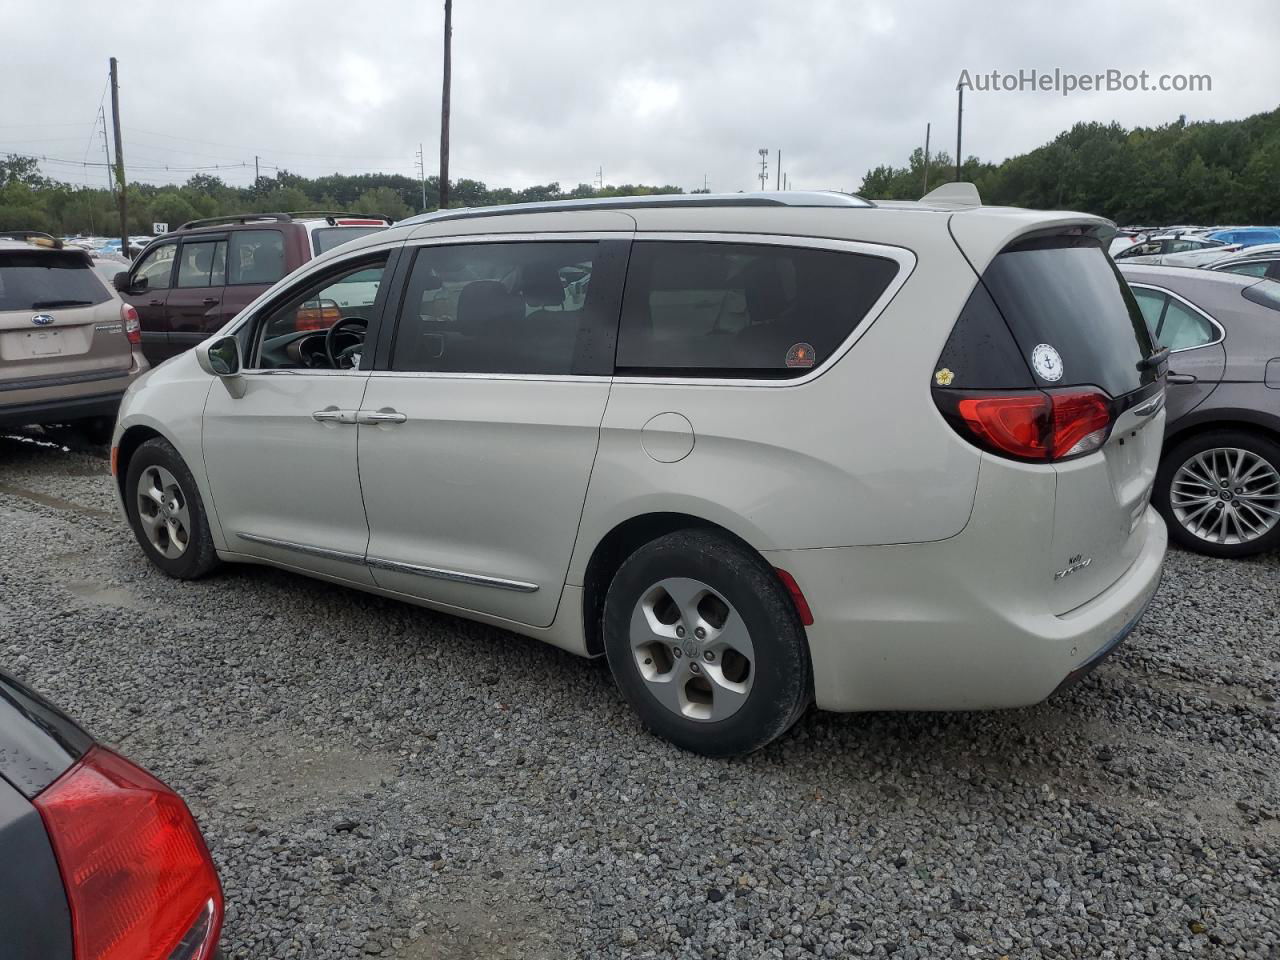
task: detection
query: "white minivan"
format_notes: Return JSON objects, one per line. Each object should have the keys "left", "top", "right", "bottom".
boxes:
{"left": 111, "top": 189, "right": 1169, "bottom": 756}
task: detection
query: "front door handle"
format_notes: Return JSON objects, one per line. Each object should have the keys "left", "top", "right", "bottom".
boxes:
{"left": 1167, "top": 373, "right": 1197, "bottom": 385}
{"left": 312, "top": 407, "right": 358, "bottom": 424}
{"left": 356, "top": 408, "right": 407, "bottom": 425}
{"left": 148, "top": 299, "right": 163, "bottom": 307}
{"left": 202, "top": 297, "right": 219, "bottom": 307}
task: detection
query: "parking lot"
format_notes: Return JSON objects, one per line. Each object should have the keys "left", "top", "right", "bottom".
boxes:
{"left": 1, "top": 432, "right": 1277, "bottom": 959}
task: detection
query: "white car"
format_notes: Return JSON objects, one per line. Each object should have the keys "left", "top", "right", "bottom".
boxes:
{"left": 110, "top": 189, "right": 1168, "bottom": 756}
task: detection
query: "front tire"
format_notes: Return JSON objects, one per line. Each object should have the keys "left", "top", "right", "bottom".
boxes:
{"left": 1154, "top": 429, "right": 1280, "bottom": 558}
{"left": 124, "top": 438, "right": 220, "bottom": 579}
{"left": 603, "top": 529, "right": 812, "bottom": 757}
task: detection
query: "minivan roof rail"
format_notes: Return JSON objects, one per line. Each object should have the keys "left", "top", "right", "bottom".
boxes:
{"left": 175, "top": 211, "right": 392, "bottom": 232}
{"left": 399, "top": 191, "right": 876, "bottom": 226}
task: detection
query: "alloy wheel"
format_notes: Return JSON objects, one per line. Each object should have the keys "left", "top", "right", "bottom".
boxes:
{"left": 135, "top": 465, "right": 192, "bottom": 559}
{"left": 628, "top": 577, "right": 755, "bottom": 722}
{"left": 1170, "top": 447, "right": 1280, "bottom": 545}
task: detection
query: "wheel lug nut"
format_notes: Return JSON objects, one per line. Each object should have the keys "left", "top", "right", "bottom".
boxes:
{"left": 675, "top": 626, "right": 685, "bottom": 638}
{"left": 694, "top": 627, "right": 706, "bottom": 640}
{"left": 673, "top": 647, "right": 682, "bottom": 658}
{"left": 690, "top": 662, "right": 701, "bottom": 674}
{"left": 703, "top": 651, "right": 714, "bottom": 662}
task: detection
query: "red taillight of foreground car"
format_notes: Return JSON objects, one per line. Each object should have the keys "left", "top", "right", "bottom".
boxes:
{"left": 941, "top": 388, "right": 1114, "bottom": 462}
{"left": 33, "top": 747, "right": 223, "bottom": 960}
{"left": 121, "top": 301, "right": 142, "bottom": 345}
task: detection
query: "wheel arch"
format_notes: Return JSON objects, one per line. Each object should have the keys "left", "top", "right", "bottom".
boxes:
{"left": 579, "top": 511, "right": 790, "bottom": 657}
{"left": 114, "top": 423, "right": 167, "bottom": 498}
{"left": 1164, "top": 410, "right": 1280, "bottom": 454}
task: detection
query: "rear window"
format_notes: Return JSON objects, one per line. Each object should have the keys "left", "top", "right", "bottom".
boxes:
{"left": 977, "top": 236, "right": 1157, "bottom": 397}
{"left": 1243, "top": 280, "right": 1280, "bottom": 313}
{"left": 312, "top": 226, "right": 385, "bottom": 255}
{"left": 0, "top": 251, "right": 111, "bottom": 311}
{"left": 615, "top": 241, "right": 899, "bottom": 378}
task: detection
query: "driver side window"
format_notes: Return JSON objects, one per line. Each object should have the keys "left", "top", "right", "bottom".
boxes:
{"left": 250, "top": 256, "right": 388, "bottom": 371}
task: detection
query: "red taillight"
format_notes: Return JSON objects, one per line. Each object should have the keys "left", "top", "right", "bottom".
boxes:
{"left": 294, "top": 299, "right": 341, "bottom": 332}
{"left": 121, "top": 302, "right": 141, "bottom": 345}
{"left": 945, "top": 388, "right": 1114, "bottom": 462}
{"left": 34, "top": 747, "right": 222, "bottom": 960}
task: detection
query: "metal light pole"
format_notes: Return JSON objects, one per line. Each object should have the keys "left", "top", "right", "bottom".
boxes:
{"left": 757, "top": 148, "right": 768, "bottom": 190}
{"left": 922, "top": 122, "right": 931, "bottom": 195}
{"left": 955, "top": 86, "right": 963, "bottom": 182}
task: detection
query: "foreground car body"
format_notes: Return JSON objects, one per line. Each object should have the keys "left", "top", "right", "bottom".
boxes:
{"left": 1121, "top": 264, "right": 1280, "bottom": 556}
{"left": 0, "top": 671, "right": 222, "bottom": 960}
{"left": 112, "top": 190, "right": 1168, "bottom": 755}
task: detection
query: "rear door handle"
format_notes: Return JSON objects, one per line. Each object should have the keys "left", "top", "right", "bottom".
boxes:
{"left": 1167, "top": 373, "right": 1197, "bottom": 385}
{"left": 202, "top": 297, "right": 219, "bottom": 306}
{"left": 148, "top": 299, "right": 163, "bottom": 307}
{"left": 356, "top": 408, "right": 407, "bottom": 425}
{"left": 312, "top": 407, "right": 358, "bottom": 424}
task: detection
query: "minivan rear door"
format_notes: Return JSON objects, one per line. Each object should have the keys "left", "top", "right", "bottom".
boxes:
{"left": 966, "top": 234, "right": 1165, "bottom": 614}
{"left": 0, "top": 249, "right": 132, "bottom": 390}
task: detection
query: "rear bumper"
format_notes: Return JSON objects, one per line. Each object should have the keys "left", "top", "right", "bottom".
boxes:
{"left": 0, "top": 390, "right": 125, "bottom": 428}
{"left": 764, "top": 507, "right": 1167, "bottom": 712}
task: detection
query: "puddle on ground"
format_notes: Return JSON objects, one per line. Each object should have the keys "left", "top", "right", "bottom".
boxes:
{"left": 0, "top": 483, "right": 115, "bottom": 519}
{"left": 64, "top": 580, "right": 141, "bottom": 609}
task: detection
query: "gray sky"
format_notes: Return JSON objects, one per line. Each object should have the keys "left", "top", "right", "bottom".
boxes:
{"left": 3, "top": 0, "right": 1277, "bottom": 194}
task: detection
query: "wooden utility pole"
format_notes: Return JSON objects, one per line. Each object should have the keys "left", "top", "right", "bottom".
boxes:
{"left": 775, "top": 149, "right": 781, "bottom": 190}
{"left": 955, "top": 86, "right": 963, "bottom": 182}
{"left": 438, "top": 0, "right": 452, "bottom": 209}
{"left": 109, "top": 57, "right": 128, "bottom": 254}
{"left": 922, "top": 122, "right": 931, "bottom": 195}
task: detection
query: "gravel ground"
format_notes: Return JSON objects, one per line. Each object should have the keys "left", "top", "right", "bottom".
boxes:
{"left": 1, "top": 431, "right": 1278, "bottom": 960}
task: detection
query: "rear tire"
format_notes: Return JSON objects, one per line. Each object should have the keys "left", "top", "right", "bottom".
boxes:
{"left": 124, "top": 438, "right": 220, "bottom": 579}
{"left": 603, "top": 529, "right": 812, "bottom": 757}
{"left": 1154, "top": 429, "right": 1280, "bottom": 558}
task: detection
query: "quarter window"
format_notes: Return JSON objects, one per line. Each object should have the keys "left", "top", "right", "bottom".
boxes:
{"left": 390, "top": 241, "right": 615, "bottom": 376}
{"left": 228, "top": 230, "right": 286, "bottom": 285}
{"left": 176, "top": 240, "right": 226, "bottom": 288}
{"left": 133, "top": 243, "right": 176, "bottom": 290}
{"left": 616, "top": 241, "right": 899, "bottom": 378}
{"left": 1157, "top": 299, "right": 1217, "bottom": 350}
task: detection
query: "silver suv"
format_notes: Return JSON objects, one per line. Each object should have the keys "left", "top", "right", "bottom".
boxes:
{"left": 111, "top": 190, "right": 1168, "bottom": 756}
{"left": 0, "top": 233, "right": 147, "bottom": 441}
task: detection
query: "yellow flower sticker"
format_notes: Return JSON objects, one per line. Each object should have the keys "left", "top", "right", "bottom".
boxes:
{"left": 934, "top": 368, "right": 955, "bottom": 386}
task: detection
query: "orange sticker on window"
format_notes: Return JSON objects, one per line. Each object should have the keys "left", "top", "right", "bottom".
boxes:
{"left": 785, "top": 342, "right": 816, "bottom": 368}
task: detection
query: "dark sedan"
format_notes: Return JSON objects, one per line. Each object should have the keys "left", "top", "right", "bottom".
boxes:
{"left": 0, "top": 671, "right": 222, "bottom": 960}
{"left": 1120, "top": 264, "right": 1280, "bottom": 558}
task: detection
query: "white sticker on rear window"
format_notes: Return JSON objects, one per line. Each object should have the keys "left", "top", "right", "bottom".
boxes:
{"left": 1031, "top": 343, "right": 1064, "bottom": 382}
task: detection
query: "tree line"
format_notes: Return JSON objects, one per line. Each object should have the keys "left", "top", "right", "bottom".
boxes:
{"left": 858, "top": 106, "right": 1280, "bottom": 225}
{"left": 0, "top": 155, "right": 684, "bottom": 236}
{"left": 2, "top": 106, "right": 1277, "bottom": 235}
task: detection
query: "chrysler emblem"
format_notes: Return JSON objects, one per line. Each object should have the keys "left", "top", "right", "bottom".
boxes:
{"left": 31, "top": 314, "right": 55, "bottom": 326}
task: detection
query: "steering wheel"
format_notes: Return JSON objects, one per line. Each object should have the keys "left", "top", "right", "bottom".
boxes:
{"left": 325, "top": 316, "right": 368, "bottom": 369}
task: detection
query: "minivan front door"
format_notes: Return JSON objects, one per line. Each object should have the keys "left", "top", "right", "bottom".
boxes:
{"left": 201, "top": 252, "right": 396, "bottom": 586}
{"left": 357, "top": 236, "right": 629, "bottom": 627}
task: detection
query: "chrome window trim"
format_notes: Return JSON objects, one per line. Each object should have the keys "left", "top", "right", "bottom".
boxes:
{"left": 1126, "top": 282, "right": 1226, "bottom": 354}
{"left": 365, "top": 556, "right": 539, "bottom": 593}
{"left": 235, "top": 532, "right": 365, "bottom": 564}
{"left": 383, "top": 231, "right": 915, "bottom": 388}
{"left": 612, "top": 232, "right": 916, "bottom": 388}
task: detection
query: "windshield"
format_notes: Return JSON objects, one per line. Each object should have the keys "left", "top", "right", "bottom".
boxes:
{"left": 0, "top": 250, "right": 112, "bottom": 311}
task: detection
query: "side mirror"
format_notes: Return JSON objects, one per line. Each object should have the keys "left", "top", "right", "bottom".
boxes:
{"left": 113, "top": 271, "right": 131, "bottom": 292}
{"left": 196, "top": 335, "right": 242, "bottom": 378}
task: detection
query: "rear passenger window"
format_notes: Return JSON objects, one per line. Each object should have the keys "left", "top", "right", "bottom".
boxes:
{"left": 616, "top": 241, "right": 899, "bottom": 378}
{"left": 176, "top": 240, "right": 226, "bottom": 288}
{"left": 1131, "top": 287, "right": 1167, "bottom": 336}
{"left": 229, "top": 230, "right": 285, "bottom": 285}
{"left": 390, "top": 241, "right": 620, "bottom": 376}
{"left": 1218, "top": 261, "right": 1271, "bottom": 278}
{"left": 1158, "top": 299, "right": 1217, "bottom": 351}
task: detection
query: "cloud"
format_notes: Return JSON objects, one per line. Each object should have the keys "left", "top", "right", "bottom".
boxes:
{"left": 2, "top": 0, "right": 1276, "bottom": 194}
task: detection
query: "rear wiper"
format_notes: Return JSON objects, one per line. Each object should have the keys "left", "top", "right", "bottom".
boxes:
{"left": 31, "top": 299, "right": 94, "bottom": 309}
{"left": 1137, "top": 346, "right": 1170, "bottom": 371}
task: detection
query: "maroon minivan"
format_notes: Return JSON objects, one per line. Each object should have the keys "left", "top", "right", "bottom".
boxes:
{"left": 114, "top": 212, "right": 389, "bottom": 365}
